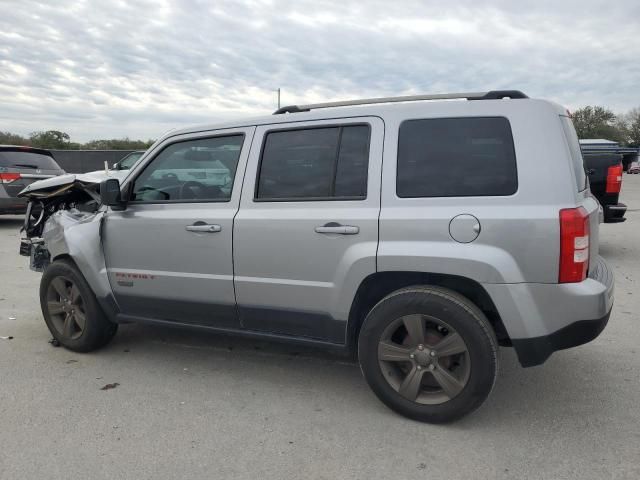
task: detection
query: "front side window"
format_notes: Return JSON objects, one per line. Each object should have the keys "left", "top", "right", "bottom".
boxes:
{"left": 397, "top": 117, "right": 518, "bottom": 198}
{"left": 256, "top": 125, "right": 370, "bottom": 200}
{"left": 131, "top": 135, "right": 243, "bottom": 202}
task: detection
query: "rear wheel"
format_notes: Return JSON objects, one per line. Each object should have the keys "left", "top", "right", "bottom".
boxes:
{"left": 40, "top": 259, "right": 117, "bottom": 352}
{"left": 358, "top": 286, "right": 498, "bottom": 423}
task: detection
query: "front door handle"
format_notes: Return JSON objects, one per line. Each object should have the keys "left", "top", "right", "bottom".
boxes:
{"left": 314, "top": 223, "right": 359, "bottom": 235}
{"left": 186, "top": 223, "right": 221, "bottom": 233}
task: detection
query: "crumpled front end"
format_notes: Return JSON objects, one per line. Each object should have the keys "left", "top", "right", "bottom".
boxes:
{"left": 18, "top": 174, "right": 106, "bottom": 286}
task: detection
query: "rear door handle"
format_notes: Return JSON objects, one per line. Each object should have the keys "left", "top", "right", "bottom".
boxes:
{"left": 314, "top": 223, "right": 359, "bottom": 235}
{"left": 186, "top": 223, "right": 221, "bottom": 233}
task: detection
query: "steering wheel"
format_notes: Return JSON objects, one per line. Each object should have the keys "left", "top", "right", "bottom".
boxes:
{"left": 179, "top": 180, "right": 208, "bottom": 200}
{"left": 162, "top": 172, "right": 179, "bottom": 181}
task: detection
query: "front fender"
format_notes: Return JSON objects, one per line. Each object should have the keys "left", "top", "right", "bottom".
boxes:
{"left": 42, "top": 210, "right": 118, "bottom": 318}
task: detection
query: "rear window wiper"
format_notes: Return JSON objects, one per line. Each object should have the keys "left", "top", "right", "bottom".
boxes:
{"left": 11, "top": 163, "right": 39, "bottom": 169}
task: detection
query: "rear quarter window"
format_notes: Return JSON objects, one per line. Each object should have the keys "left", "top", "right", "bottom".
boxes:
{"left": 560, "top": 116, "right": 587, "bottom": 191}
{"left": 397, "top": 117, "right": 518, "bottom": 198}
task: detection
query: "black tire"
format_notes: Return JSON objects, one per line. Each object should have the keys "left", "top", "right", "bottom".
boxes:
{"left": 358, "top": 285, "right": 498, "bottom": 423}
{"left": 40, "top": 259, "right": 118, "bottom": 352}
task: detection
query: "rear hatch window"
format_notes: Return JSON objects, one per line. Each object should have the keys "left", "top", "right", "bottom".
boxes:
{"left": 0, "top": 150, "right": 62, "bottom": 171}
{"left": 559, "top": 116, "right": 587, "bottom": 191}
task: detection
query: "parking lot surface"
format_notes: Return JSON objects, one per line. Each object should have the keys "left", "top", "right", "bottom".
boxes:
{"left": 1, "top": 179, "right": 639, "bottom": 480}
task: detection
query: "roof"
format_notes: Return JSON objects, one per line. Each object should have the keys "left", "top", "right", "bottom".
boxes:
{"left": 162, "top": 91, "right": 566, "bottom": 142}
{"left": 0, "top": 145, "right": 53, "bottom": 155}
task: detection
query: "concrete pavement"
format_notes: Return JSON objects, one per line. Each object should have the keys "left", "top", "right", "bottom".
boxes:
{"left": 1, "top": 178, "right": 639, "bottom": 479}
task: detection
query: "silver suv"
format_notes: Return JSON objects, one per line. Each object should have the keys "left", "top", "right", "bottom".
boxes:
{"left": 19, "top": 90, "right": 614, "bottom": 423}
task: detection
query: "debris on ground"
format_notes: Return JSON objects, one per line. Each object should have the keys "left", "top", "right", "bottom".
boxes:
{"left": 8, "top": 316, "right": 16, "bottom": 320}
{"left": 100, "top": 383, "right": 120, "bottom": 391}
{"left": 66, "top": 359, "right": 78, "bottom": 364}
{"left": 49, "top": 338, "right": 60, "bottom": 347}
{"left": 0, "top": 336, "right": 14, "bottom": 340}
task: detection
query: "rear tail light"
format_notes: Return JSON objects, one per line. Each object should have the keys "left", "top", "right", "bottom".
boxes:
{"left": 559, "top": 207, "right": 590, "bottom": 283}
{"left": 605, "top": 163, "right": 623, "bottom": 193}
{"left": 0, "top": 172, "right": 21, "bottom": 184}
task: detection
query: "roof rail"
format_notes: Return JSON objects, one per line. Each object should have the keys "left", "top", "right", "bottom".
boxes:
{"left": 273, "top": 90, "right": 528, "bottom": 114}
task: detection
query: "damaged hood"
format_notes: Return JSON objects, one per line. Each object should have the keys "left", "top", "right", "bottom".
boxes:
{"left": 17, "top": 172, "right": 112, "bottom": 199}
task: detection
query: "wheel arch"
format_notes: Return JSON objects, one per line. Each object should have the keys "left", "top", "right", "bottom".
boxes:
{"left": 346, "top": 271, "right": 510, "bottom": 349}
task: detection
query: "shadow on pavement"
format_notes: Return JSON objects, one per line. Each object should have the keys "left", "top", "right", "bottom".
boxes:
{"left": 97, "top": 320, "right": 610, "bottom": 428}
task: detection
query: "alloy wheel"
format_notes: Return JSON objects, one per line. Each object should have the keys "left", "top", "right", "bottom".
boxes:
{"left": 377, "top": 314, "right": 471, "bottom": 405}
{"left": 46, "top": 276, "right": 86, "bottom": 340}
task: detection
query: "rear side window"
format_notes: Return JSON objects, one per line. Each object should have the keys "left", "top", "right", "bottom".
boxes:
{"left": 397, "top": 117, "right": 517, "bottom": 197}
{"left": 256, "top": 125, "right": 370, "bottom": 200}
{"left": 560, "top": 116, "right": 587, "bottom": 191}
{"left": 0, "top": 151, "right": 61, "bottom": 170}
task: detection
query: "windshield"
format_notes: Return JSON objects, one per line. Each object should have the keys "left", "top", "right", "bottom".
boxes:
{"left": 117, "top": 151, "right": 144, "bottom": 170}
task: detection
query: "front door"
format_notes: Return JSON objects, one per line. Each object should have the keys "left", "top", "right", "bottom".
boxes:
{"left": 103, "top": 127, "right": 254, "bottom": 328}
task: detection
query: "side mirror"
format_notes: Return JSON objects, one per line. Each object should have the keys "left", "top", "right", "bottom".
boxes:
{"left": 100, "top": 178, "right": 126, "bottom": 211}
{"left": 112, "top": 162, "right": 119, "bottom": 170}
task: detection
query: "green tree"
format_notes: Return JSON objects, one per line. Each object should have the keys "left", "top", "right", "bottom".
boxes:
{"left": 29, "top": 130, "right": 71, "bottom": 149}
{"left": 570, "top": 106, "right": 627, "bottom": 143}
{"left": 83, "top": 137, "right": 154, "bottom": 150}
{"left": 625, "top": 108, "right": 640, "bottom": 147}
{"left": 0, "top": 131, "right": 30, "bottom": 146}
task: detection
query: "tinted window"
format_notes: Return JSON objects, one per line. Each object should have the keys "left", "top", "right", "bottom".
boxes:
{"left": 118, "top": 151, "right": 144, "bottom": 169}
{"left": 560, "top": 116, "right": 587, "bottom": 191}
{"left": 0, "top": 151, "right": 62, "bottom": 171}
{"left": 335, "top": 125, "right": 370, "bottom": 197}
{"left": 256, "top": 125, "right": 370, "bottom": 200}
{"left": 397, "top": 117, "right": 517, "bottom": 197}
{"left": 132, "top": 135, "right": 243, "bottom": 202}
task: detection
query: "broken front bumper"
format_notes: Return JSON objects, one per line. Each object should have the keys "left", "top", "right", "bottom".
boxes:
{"left": 19, "top": 238, "right": 50, "bottom": 272}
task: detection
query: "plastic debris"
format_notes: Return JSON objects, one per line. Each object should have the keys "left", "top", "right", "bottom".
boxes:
{"left": 0, "top": 336, "right": 13, "bottom": 340}
{"left": 101, "top": 383, "right": 120, "bottom": 391}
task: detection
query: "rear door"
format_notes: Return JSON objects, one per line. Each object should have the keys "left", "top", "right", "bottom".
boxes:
{"left": 103, "top": 128, "right": 254, "bottom": 328}
{"left": 233, "top": 118, "right": 383, "bottom": 343}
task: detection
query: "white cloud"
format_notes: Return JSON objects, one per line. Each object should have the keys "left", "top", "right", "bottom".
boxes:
{"left": 0, "top": 0, "right": 638, "bottom": 141}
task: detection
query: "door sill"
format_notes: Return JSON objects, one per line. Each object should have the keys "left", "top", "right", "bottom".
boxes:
{"left": 116, "top": 314, "right": 350, "bottom": 352}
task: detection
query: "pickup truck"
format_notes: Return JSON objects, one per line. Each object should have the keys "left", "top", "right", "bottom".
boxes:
{"left": 582, "top": 152, "right": 625, "bottom": 223}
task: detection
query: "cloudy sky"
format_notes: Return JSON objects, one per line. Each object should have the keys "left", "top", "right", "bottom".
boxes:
{"left": 1, "top": 0, "right": 639, "bottom": 142}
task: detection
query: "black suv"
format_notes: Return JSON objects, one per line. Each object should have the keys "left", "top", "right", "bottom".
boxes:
{"left": 0, "top": 146, "right": 65, "bottom": 214}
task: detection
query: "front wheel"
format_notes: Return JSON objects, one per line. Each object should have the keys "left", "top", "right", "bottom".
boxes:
{"left": 358, "top": 286, "right": 498, "bottom": 423}
{"left": 40, "top": 259, "right": 118, "bottom": 352}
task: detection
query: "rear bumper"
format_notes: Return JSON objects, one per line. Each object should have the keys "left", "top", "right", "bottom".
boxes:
{"left": 483, "top": 256, "right": 614, "bottom": 367}
{"left": 603, "top": 203, "right": 626, "bottom": 223}
{"left": 0, "top": 196, "right": 28, "bottom": 214}
{"left": 511, "top": 310, "right": 611, "bottom": 367}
